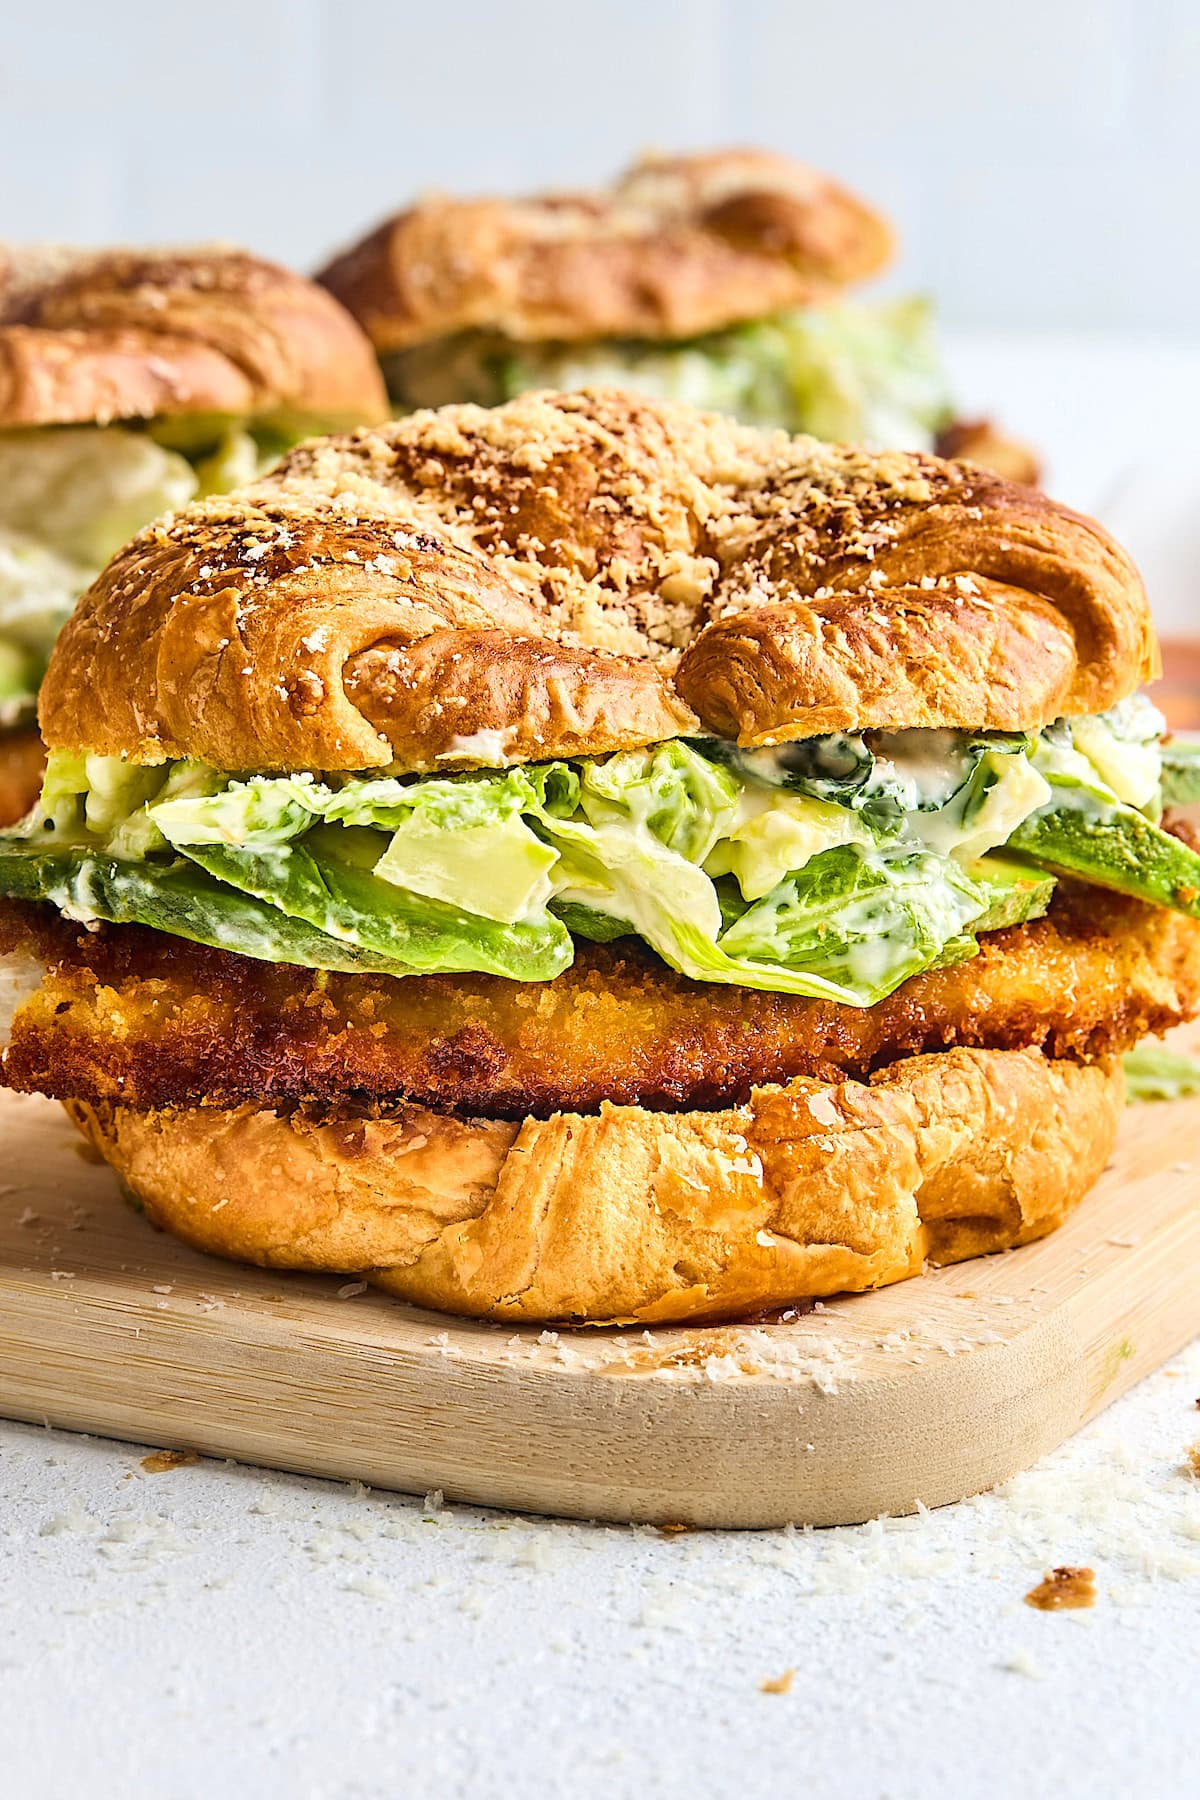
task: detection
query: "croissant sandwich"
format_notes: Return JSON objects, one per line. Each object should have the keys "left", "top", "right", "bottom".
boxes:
{"left": 1, "top": 389, "right": 1197, "bottom": 1325}
{"left": 318, "top": 148, "right": 1037, "bottom": 480}
{"left": 0, "top": 244, "right": 388, "bottom": 825}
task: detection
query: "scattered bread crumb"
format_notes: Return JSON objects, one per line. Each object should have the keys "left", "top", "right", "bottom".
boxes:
{"left": 1024, "top": 1566, "right": 1096, "bottom": 1611}
{"left": 140, "top": 1448, "right": 200, "bottom": 1474}
{"left": 760, "top": 1669, "right": 795, "bottom": 1695}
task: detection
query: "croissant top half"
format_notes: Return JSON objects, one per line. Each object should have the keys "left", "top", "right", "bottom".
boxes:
{"left": 39, "top": 388, "right": 1155, "bottom": 772}
{"left": 0, "top": 244, "right": 388, "bottom": 430}
{"left": 317, "top": 149, "right": 895, "bottom": 354}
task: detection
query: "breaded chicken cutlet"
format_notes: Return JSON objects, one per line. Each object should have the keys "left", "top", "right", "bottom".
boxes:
{"left": 3, "top": 884, "right": 1198, "bottom": 1118}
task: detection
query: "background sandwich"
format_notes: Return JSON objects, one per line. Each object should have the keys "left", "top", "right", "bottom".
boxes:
{"left": 0, "top": 245, "right": 388, "bottom": 825}
{"left": 1, "top": 389, "right": 1197, "bottom": 1325}
{"left": 318, "top": 149, "right": 1036, "bottom": 480}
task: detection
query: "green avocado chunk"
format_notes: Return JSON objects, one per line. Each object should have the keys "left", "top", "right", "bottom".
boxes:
{"left": 1007, "top": 803, "right": 1200, "bottom": 917}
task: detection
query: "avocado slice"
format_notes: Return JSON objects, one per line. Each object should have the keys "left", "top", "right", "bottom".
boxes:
{"left": 968, "top": 855, "right": 1056, "bottom": 932}
{"left": 1007, "top": 801, "right": 1200, "bottom": 917}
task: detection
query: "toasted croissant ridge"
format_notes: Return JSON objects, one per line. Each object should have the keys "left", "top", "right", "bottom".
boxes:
{"left": 71, "top": 1045, "right": 1124, "bottom": 1325}
{"left": 317, "top": 148, "right": 895, "bottom": 351}
{"left": 39, "top": 388, "right": 1155, "bottom": 773}
{"left": 0, "top": 243, "right": 388, "bottom": 429}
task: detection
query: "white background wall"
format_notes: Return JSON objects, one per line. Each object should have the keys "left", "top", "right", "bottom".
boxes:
{"left": 2, "top": 0, "right": 1197, "bottom": 332}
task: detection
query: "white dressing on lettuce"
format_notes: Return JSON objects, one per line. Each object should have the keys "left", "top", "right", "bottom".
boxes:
{"left": 866, "top": 728, "right": 970, "bottom": 808}
{"left": 10, "top": 704, "right": 1197, "bottom": 999}
{"left": 704, "top": 790, "right": 869, "bottom": 900}
{"left": 909, "top": 753, "right": 1052, "bottom": 862}
{"left": 1070, "top": 697, "right": 1164, "bottom": 813}
{"left": 0, "top": 422, "right": 288, "bottom": 726}
{"left": 0, "top": 426, "right": 197, "bottom": 567}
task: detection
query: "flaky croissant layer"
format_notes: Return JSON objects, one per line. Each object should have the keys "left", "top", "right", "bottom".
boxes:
{"left": 38, "top": 389, "right": 1154, "bottom": 775}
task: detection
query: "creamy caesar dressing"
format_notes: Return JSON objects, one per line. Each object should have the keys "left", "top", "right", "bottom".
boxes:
{"left": 0, "top": 422, "right": 294, "bottom": 726}
{"left": 867, "top": 729, "right": 971, "bottom": 807}
{"left": 434, "top": 728, "right": 517, "bottom": 765}
{"left": 704, "top": 788, "right": 869, "bottom": 900}
{"left": 4, "top": 707, "right": 1196, "bottom": 1003}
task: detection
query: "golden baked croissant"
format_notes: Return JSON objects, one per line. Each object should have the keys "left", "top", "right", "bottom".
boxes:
{"left": 41, "top": 389, "right": 1147, "bottom": 770}
{"left": 0, "top": 244, "right": 387, "bottom": 429}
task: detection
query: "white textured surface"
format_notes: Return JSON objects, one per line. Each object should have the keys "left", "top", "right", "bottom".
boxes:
{"left": 1, "top": 1340, "right": 1198, "bottom": 1799}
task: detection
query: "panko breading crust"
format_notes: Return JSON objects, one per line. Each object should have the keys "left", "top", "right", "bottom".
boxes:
{"left": 0, "top": 244, "right": 387, "bottom": 429}
{"left": 39, "top": 390, "right": 1153, "bottom": 772}
{"left": 316, "top": 149, "right": 894, "bottom": 353}
{"left": 69, "top": 1045, "right": 1123, "bottom": 1325}
{"left": 3, "top": 887, "right": 1197, "bottom": 1117}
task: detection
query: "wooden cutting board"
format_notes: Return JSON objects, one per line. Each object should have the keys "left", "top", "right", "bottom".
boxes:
{"left": 1, "top": 1037, "right": 1198, "bottom": 1529}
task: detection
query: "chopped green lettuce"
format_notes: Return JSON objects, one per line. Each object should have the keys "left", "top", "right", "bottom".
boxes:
{"left": 0, "top": 426, "right": 197, "bottom": 570}
{"left": 704, "top": 791, "right": 869, "bottom": 901}
{"left": 1122, "top": 1043, "right": 1200, "bottom": 1103}
{"left": 701, "top": 728, "right": 1049, "bottom": 860}
{"left": 383, "top": 299, "right": 954, "bottom": 451}
{"left": 0, "top": 840, "right": 403, "bottom": 973}
{"left": 0, "top": 420, "right": 309, "bottom": 729}
{"left": 1161, "top": 738, "right": 1200, "bottom": 808}
{"left": 719, "top": 845, "right": 986, "bottom": 993}
{"left": 4, "top": 700, "right": 1193, "bottom": 1000}
{"left": 176, "top": 829, "right": 572, "bottom": 982}
{"left": 0, "top": 534, "right": 98, "bottom": 725}
{"left": 500, "top": 299, "right": 952, "bottom": 449}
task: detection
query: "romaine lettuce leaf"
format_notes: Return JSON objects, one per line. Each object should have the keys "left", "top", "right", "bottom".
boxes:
{"left": 498, "top": 298, "right": 953, "bottom": 449}
{"left": 0, "top": 426, "right": 197, "bottom": 570}
{"left": 8, "top": 708, "right": 1194, "bottom": 1001}
{"left": 700, "top": 729, "right": 1046, "bottom": 862}
{"left": 1161, "top": 739, "right": 1200, "bottom": 808}
{"left": 703, "top": 791, "right": 869, "bottom": 900}
{"left": 173, "top": 826, "right": 572, "bottom": 982}
{"left": 1068, "top": 696, "right": 1164, "bottom": 813}
{"left": 0, "top": 419, "right": 303, "bottom": 724}
{"left": 1122, "top": 1043, "right": 1200, "bottom": 1102}
{"left": 174, "top": 824, "right": 575, "bottom": 986}
{"left": 719, "top": 844, "right": 988, "bottom": 1000}
{"left": 0, "top": 535, "right": 90, "bottom": 723}
{"left": 152, "top": 765, "right": 560, "bottom": 926}
{"left": 578, "top": 741, "right": 739, "bottom": 862}
{"left": 0, "top": 840, "right": 400, "bottom": 973}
